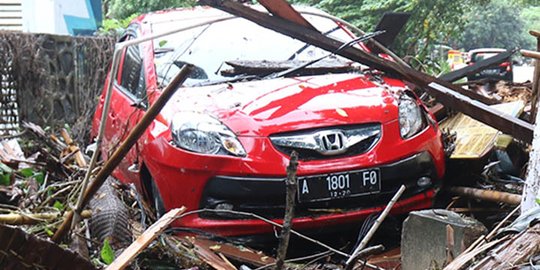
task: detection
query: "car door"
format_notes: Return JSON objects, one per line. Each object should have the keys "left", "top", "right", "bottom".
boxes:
{"left": 102, "top": 30, "right": 147, "bottom": 185}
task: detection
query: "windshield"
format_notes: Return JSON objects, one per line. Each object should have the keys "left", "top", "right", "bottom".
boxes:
{"left": 151, "top": 10, "right": 356, "bottom": 86}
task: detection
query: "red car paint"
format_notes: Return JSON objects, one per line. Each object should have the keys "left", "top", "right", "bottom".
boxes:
{"left": 92, "top": 6, "right": 445, "bottom": 237}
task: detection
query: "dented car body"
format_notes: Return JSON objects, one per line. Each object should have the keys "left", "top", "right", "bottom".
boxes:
{"left": 92, "top": 6, "right": 445, "bottom": 236}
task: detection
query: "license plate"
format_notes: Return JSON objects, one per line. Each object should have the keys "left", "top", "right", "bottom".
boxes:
{"left": 297, "top": 169, "right": 381, "bottom": 203}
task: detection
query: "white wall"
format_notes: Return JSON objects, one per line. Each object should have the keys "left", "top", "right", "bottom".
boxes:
{"left": 20, "top": 0, "right": 99, "bottom": 35}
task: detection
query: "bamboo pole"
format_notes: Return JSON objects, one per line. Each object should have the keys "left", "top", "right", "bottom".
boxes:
{"left": 450, "top": 186, "right": 521, "bottom": 205}
{"left": 0, "top": 210, "right": 91, "bottom": 225}
{"left": 52, "top": 65, "right": 193, "bottom": 242}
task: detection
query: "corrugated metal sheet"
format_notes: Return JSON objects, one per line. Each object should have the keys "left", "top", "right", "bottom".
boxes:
{"left": 0, "top": 0, "right": 22, "bottom": 31}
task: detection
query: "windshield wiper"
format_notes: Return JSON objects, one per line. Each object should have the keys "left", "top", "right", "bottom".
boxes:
{"left": 267, "top": 30, "right": 385, "bottom": 79}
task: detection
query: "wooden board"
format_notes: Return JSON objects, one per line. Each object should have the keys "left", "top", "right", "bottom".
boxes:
{"left": 440, "top": 101, "right": 524, "bottom": 159}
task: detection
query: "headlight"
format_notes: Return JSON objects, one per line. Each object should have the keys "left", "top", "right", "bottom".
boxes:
{"left": 398, "top": 94, "right": 426, "bottom": 139}
{"left": 171, "top": 112, "right": 246, "bottom": 157}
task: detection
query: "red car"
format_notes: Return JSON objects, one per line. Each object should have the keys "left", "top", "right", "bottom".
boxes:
{"left": 92, "top": 6, "right": 445, "bottom": 237}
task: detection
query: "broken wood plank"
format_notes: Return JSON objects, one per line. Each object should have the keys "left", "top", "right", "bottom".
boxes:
{"left": 439, "top": 49, "right": 515, "bottom": 83}
{"left": 106, "top": 207, "right": 185, "bottom": 270}
{"left": 52, "top": 65, "right": 193, "bottom": 242}
{"left": 192, "top": 238, "right": 276, "bottom": 267}
{"left": 471, "top": 223, "right": 540, "bottom": 269}
{"left": 257, "top": 0, "right": 315, "bottom": 30}
{"left": 450, "top": 186, "right": 521, "bottom": 205}
{"left": 200, "top": 0, "right": 533, "bottom": 142}
{"left": 190, "top": 238, "right": 238, "bottom": 270}
{"left": 443, "top": 236, "right": 507, "bottom": 270}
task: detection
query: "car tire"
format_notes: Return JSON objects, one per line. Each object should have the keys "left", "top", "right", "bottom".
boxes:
{"left": 150, "top": 178, "right": 166, "bottom": 218}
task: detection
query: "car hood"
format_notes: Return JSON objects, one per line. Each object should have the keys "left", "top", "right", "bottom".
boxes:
{"left": 161, "top": 73, "right": 404, "bottom": 137}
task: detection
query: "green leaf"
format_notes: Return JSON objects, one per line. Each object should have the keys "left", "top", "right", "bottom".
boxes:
{"left": 536, "top": 198, "right": 540, "bottom": 205}
{"left": 19, "top": 168, "right": 34, "bottom": 177}
{"left": 34, "top": 172, "right": 45, "bottom": 185}
{"left": 0, "top": 173, "right": 10, "bottom": 186}
{"left": 158, "top": 40, "right": 168, "bottom": 47}
{"left": 53, "top": 201, "right": 65, "bottom": 211}
{"left": 44, "top": 227, "right": 54, "bottom": 237}
{"left": 101, "top": 239, "right": 115, "bottom": 265}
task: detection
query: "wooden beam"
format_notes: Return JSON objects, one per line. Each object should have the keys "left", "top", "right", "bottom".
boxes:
{"left": 200, "top": 0, "right": 534, "bottom": 142}
{"left": 106, "top": 207, "right": 186, "bottom": 270}
{"left": 530, "top": 30, "right": 540, "bottom": 38}
{"left": 257, "top": 0, "right": 315, "bottom": 30}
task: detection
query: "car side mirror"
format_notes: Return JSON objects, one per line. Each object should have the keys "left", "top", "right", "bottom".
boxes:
{"left": 131, "top": 99, "right": 147, "bottom": 110}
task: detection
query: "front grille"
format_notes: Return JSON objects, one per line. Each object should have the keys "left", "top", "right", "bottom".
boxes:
{"left": 270, "top": 124, "right": 381, "bottom": 160}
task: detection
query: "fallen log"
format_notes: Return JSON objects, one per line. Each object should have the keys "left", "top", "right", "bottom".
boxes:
{"left": 450, "top": 186, "right": 521, "bottom": 205}
{"left": 52, "top": 65, "right": 193, "bottom": 242}
{"left": 106, "top": 207, "right": 186, "bottom": 270}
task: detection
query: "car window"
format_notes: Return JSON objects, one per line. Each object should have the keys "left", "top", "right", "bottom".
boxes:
{"left": 152, "top": 13, "right": 355, "bottom": 86}
{"left": 117, "top": 36, "right": 146, "bottom": 102}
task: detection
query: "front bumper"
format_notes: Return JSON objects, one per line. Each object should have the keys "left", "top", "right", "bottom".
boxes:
{"left": 166, "top": 151, "right": 439, "bottom": 236}
{"left": 201, "top": 151, "right": 438, "bottom": 219}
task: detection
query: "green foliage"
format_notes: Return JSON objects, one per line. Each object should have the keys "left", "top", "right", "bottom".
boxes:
{"left": 522, "top": 6, "right": 540, "bottom": 47}
{"left": 18, "top": 167, "right": 45, "bottom": 185}
{"left": 290, "top": 0, "right": 481, "bottom": 59}
{"left": 106, "top": 0, "right": 196, "bottom": 20}
{"left": 0, "top": 163, "right": 12, "bottom": 186}
{"left": 53, "top": 201, "right": 65, "bottom": 211}
{"left": 99, "top": 13, "right": 139, "bottom": 35}
{"left": 100, "top": 239, "right": 115, "bottom": 265}
{"left": 457, "top": 1, "right": 533, "bottom": 50}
